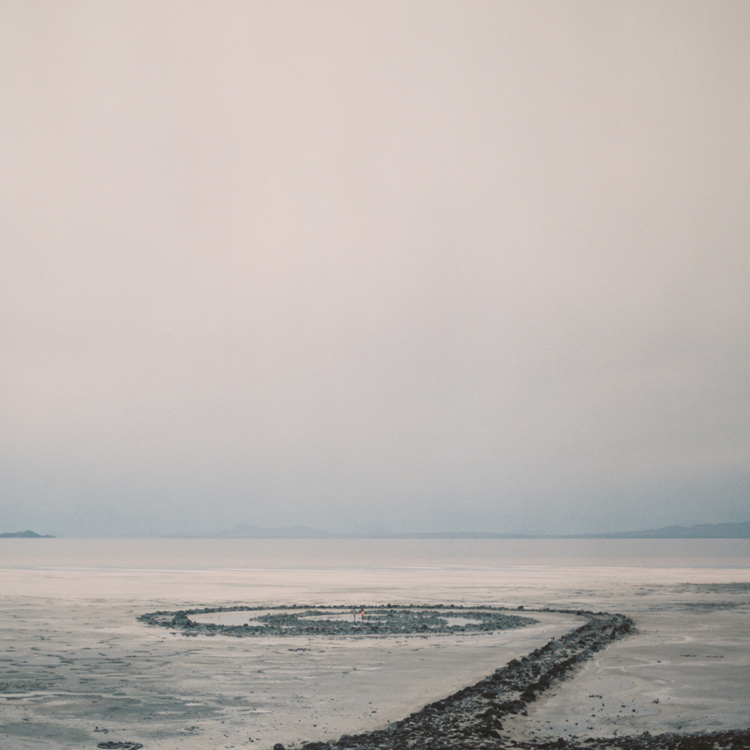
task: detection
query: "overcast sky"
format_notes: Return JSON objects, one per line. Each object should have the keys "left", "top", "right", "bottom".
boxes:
{"left": 1, "top": 1, "right": 749, "bottom": 537}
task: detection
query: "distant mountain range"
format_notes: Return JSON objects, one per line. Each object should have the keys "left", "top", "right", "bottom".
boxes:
{"left": 190, "top": 521, "right": 750, "bottom": 539}
{"left": 4, "top": 521, "right": 748, "bottom": 540}
{"left": 566, "top": 520, "right": 750, "bottom": 539}
{"left": 207, "top": 524, "right": 336, "bottom": 539}
{"left": 200, "top": 526, "right": 533, "bottom": 539}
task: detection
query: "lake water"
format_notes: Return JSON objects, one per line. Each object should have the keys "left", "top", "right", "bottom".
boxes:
{"left": 1, "top": 537, "right": 748, "bottom": 610}
{"left": 2, "top": 537, "right": 749, "bottom": 571}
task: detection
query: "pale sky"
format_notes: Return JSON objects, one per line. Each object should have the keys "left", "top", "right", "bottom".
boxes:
{"left": 1, "top": 1, "right": 749, "bottom": 537}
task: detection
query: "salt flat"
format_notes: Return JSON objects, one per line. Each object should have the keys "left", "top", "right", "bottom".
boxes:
{"left": 0, "top": 569, "right": 578, "bottom": 749}
{"left": 505, "top": 603, "right": 750, "bottom": 742}
{"left": 0, "top": 539, "right": 748, "bottom": 749}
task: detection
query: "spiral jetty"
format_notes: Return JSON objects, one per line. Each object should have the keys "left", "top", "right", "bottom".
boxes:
{"left": 139, "top": 606, "right": 750, "bottom": 750}
{"left": 138, "top": 604, "right": 537, "bottom": 637}
{"left": 289, "top": 610, "right": 750, "bottom": 750}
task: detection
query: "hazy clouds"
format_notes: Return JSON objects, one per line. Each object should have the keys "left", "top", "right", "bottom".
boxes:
{"left": 2, "top": 2, "right": 749, "bottom": 536}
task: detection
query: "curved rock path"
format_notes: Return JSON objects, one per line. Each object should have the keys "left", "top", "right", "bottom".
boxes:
{"left": 285, "top": 611, "right": 749, "bottom": 750}
{"left": 138, "top": 605, "right": 538, "bottom": 637}
{"left": 138, "top": 605, "right": 750, "bottom": 749}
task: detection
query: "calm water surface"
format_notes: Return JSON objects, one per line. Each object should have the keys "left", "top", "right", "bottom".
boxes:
{"left": 1, "top": 537, "right": 748, "bottom": 571}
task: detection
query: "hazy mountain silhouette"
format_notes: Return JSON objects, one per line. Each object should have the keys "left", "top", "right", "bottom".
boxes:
{"left": 208, "top": 524, "right": 335, "bottom": 538}
{"left": 171, "top": 520, "right": 750, "bottom": 539}
{"left": 569, "top": 520, "right": 750, "bottom": 539}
